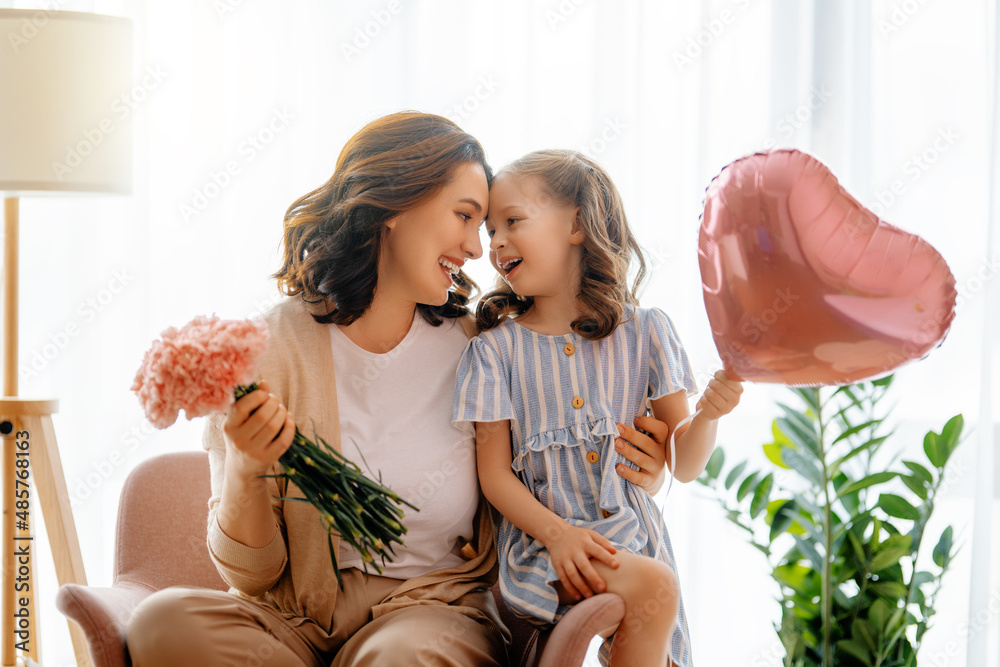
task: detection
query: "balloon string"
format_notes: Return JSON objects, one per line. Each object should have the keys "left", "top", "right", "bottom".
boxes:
{"left": 664, "top": 410, "right": 699, "bottom": 499}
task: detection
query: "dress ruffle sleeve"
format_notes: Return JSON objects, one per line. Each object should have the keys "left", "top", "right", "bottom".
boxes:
{"left": 648, "top": 307, "right": 699, "bottom": 399}
{"left": 452, "top": 335, "right": 515, "bottom": 430}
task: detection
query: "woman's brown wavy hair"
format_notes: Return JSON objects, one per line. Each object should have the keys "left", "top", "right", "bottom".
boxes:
{"left": 476, "top": 150, "right": 647, "bottom": 340}
{"left": 272, "top": 111, "right": 492, "bottom": 325}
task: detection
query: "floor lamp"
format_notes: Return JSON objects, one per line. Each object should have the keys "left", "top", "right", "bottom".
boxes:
{"left": 0, "top": 10, "right": 132, "bottom": 667}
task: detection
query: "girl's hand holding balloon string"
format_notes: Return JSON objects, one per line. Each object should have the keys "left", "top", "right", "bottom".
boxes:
{"left": 694, "top": 370, "right": 744, "bottom": 422}
{"left": 649, "top": 370, "right": 744, "bottom": 488}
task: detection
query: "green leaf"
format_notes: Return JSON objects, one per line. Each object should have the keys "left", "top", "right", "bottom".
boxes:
{"left": 940, "top": 414, "right": 964, "bottom": 463}
{"left": 790, "top": 510, "right": 822, "bottom": 542}
{"left": 879, "top": 493, "right": 921, "bottom": 521}
{"left": 837, "top": 639, "right": 874, "bottom": 666}
{"left": 793, "top": 535, "right": 824, "bottom": 572}
{"left": 847, "top": 530, "right": 867, "bottom": 566}
{"left": 835, "top": 385, "right": 865, "bottom": 413}
{"left": 869, "top": 598, "right": 893, "bottom": 633}
{"left": 768, "top": 499, "right": 798, "bottom": 542}
{"left": 878, "top": 561, "right": 906, "bottom": 584}
{"left": 831, "top": 472, "right": 861, "bottom": 517}
{"left": 736, "top": 471, "right": 760, "bottom": 502}
{"left": 791, "top": 387, "right": 821, "bottom": 414}
{"left": 923, "top": 430, "right": 945, "bottom": 468}
{"left": 777, "top": 416, "right": 821, "bottom": 458}
{"left": 763, "top": 443, "right": 791, "bottom": 469}
{"left": 774, "top": 562, "right": 818, "bottom": 595}
{"left": 705, "top": 447, "right": 725, "bottom": 480}
{"left": 777, "top": 402, "right": 815, "bottom": 431}
{"left": 831, "top": 435, "right": 890, "bottom": 474}
{"left": 750, "top": 473, "right": 774, "bottom": 519}
{"left": 871, "top": 534, "right": 912, "bottom": 572}
{"left": 764, "top": 498, "right": 785, "bottom": 523}
{"left": 853, "top": 618, "right": 879, "bottom": 652}
{"left": 771, "top": 419, "right": 793, "bottom": 445}
{"left": 887, "top": 608, "right": 906, "bottom": 637}
{"left": 900, "top": 474, "right": 929, "bottom": 500}
{"left": 912, "top": 570, "right": 935, "bottom": 588}
{"left": 724, "top": 460, "right": 748, "bottom": 489}
{"left": 779, "top": 614, "right": 807, "bottom": 660}
{"left": 871, "top": 581, "right": 909, "bottom": 599}
{"left": 933, "top": 525, "right": 953, "bottom": 567}
{"left": 836, "top": 471, "right": 897, "bottom": 499}
{"left": 780, "top": 446, "right": 824, "bottom": 486}
{"left": 902, "top": 460, "right": 933, "bottom": 484}
{"left": 872, "top": 374, "right": 895, "bottom": 388}
{"left": 832, "top": 418, "right": 884, "bottom": 446}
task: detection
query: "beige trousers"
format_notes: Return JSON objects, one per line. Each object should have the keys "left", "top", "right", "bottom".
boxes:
{"left": 126, "top": 570, "right": 508, "bottom": 666}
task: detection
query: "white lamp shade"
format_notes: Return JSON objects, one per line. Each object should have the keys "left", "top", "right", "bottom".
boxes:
{"left": 0, "top": 9, "right": 132, "bottom": 196}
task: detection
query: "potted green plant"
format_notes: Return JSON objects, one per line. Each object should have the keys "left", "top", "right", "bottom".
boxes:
{"left": 697, "top": 375, "right": 963, "bottom": 666}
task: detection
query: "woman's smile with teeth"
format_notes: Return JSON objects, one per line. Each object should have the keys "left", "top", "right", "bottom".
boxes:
{"left": 438, "top": 257, "right": 461, "bottom": 275}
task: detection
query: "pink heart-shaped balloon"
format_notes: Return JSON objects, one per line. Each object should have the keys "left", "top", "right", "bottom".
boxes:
{"left": 698, "top": 149, "right": 957, "bottom": 386}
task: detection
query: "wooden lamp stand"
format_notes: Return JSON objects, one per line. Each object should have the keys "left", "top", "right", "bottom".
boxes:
{"left": 1, "top": 199, "right": 91, "bottom": 666}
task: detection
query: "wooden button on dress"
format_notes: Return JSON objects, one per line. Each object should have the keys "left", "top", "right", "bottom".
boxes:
{"left": 572, "top": 396, "right": 584, "bottom": 409}
{"left": 601, "top": 509, "right": 612, "bottom": 518}
{"left": 563, "top": 343, "right": 575, "bottom": 356}
{"left": 586, "top": 451, "right": 600, "bottom": 463}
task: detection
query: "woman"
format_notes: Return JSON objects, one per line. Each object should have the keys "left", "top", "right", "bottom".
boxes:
{"left": 126, "top": 111, "right": 670, "bottom": 666}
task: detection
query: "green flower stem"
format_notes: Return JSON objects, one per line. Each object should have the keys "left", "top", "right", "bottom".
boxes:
{"left": 816, "top": 390, "right": 833, "bottom": 667}
{"left": 896, "top": 466, "right": 943, "bottom": 662}
{"left": 235, "top": 383, "right": 418, "bottom": 588}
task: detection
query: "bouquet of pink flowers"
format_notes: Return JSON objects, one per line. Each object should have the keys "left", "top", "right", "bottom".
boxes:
{"left": 131, "top": 314, "right": 417, "bottom": 588}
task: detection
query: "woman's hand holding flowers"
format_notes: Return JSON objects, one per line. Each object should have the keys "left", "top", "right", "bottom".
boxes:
{"left": 223, "top": 380, "right": 296, "bottom": 479}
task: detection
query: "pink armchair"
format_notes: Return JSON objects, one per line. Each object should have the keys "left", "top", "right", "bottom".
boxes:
{"left": 56, "top": 452, "right": 624, "bottom": 667}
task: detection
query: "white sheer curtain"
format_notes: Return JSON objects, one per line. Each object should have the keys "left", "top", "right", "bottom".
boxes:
{"left": 7, "top": 1, "right": 996, "bottom": 664}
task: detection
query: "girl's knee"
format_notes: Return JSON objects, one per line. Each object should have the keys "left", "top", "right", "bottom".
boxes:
{"left": 645, "top": 560, "right": 678, "bottom": 600}
{"left": 610, "top": 555, "right": 678, "bottom": 610}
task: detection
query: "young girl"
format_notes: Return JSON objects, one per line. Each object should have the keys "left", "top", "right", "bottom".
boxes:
{"left": 453, "top": 150, "right": 743, "bottom": 666}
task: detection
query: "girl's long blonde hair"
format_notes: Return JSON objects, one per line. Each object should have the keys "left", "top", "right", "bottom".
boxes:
{"left": 476, "top": 150, "right": 647, "bottom": 340}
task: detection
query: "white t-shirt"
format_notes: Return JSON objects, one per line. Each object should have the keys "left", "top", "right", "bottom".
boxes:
{"left": 330, "top": 314, "right": 479, "bottom": 579}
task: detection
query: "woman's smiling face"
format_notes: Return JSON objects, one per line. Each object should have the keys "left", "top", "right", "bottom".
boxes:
{"left": 379, "top": 161, "right": 489, "bottom": 307}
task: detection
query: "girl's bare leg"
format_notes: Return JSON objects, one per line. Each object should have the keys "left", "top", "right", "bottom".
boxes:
{"left": 555, "top": 551, "right": 679, "bottom": 667}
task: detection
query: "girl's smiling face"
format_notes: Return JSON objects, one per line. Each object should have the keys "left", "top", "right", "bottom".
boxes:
{"left": 485, "top": 173, "right": 585, "bottom": 299}
{"left": 380, "top": 161, "right": 488, "bottom": 307}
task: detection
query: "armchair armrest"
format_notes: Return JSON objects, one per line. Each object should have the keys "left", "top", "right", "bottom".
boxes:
{"left": 537, "top": 593, "right": 625, "bottom": 667}
{"left": 56, "top": 582, "right": 157, "bottom": 667}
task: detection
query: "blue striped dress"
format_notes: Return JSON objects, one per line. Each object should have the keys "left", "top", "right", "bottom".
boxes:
{"left": 453, "top": 306, "right": 698, "bottom": 666}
